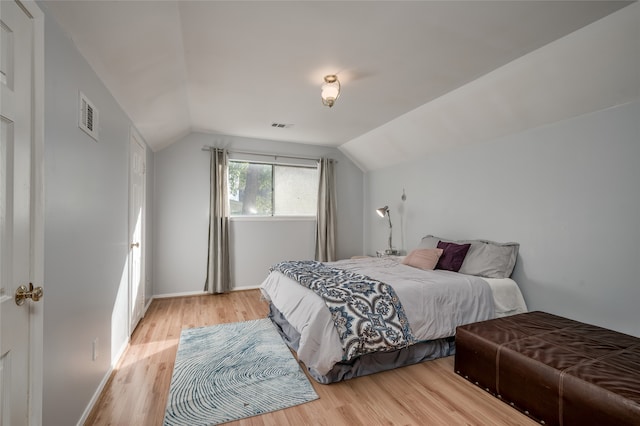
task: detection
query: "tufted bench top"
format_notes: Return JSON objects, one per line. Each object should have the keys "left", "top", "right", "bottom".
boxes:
{"left": 455, "top": 311, "right": 640, "bottom": 425}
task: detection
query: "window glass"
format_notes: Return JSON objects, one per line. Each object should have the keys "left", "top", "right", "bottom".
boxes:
{"left": 274, "top": 165, "right": 318, "bottom": 215}
{"left": 228, "top": 161, "right": 318, "bottom": 216}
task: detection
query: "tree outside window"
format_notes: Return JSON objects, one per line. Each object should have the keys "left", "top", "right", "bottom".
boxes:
{"left": 228, "top": 161, "right": 318, "bottom": 216}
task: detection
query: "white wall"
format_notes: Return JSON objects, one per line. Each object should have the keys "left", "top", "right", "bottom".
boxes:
{"left": 366, "top": 101, "right": 640, "bottom": 337}
{"left": 230, "top": 218, "right": 316, "bottom": 288}
{"left": 41, "top": 3, "right": 154, "bottom": 425}
{"left": 359, "top": 2, "right": 639, "bottom": 338}
{"left": 153, "top": 132, "right": 364, "bottom": 295}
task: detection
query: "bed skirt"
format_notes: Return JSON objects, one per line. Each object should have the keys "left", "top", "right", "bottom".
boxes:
{"left": 268, "top": 303, "right": 456, "bottom": 384}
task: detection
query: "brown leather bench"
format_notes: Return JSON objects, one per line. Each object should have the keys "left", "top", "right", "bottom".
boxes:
{"left": 455, "top": 311, "right": 640, "bottom": 425}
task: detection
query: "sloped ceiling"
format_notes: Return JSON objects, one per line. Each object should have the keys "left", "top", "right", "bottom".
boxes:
{"left": 44, "top": 1, "right": 636, "bottom": 170}
{"left": 342, "top": 2, "right": 640, "bottom": 170}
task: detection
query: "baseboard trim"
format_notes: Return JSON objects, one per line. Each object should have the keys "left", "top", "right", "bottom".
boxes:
{"left": 231, "top": 285, "right": 261, "bottom": 291}
{"left": 143, "top": 297, "right": 154, "bottom": 313}
{"left": 76, "top": 372, "right": 110, "bottom": 426}
{"left": 76, "top": 337, "right": 130, "bottom": 426}
{"left": 153, "top": 290, "right": 208, "bottom": 299}
{"left": 152, "top": 287, "right": 260, "bottom": 299}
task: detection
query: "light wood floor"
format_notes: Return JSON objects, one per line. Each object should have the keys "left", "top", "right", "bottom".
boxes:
{"left": 85, "top": 290, "right": 537, "bottom": 425}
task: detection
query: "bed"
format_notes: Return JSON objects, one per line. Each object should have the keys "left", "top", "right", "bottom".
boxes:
{"left": 260, "top": 236, "right": 528, "bottom": 383}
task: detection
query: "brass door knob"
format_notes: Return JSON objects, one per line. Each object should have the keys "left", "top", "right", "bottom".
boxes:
{"left": 131, "top": 242, "right": 140, "bottom": 248}
{"left": 15, "top": 283, "right": 44, "bottom": 306}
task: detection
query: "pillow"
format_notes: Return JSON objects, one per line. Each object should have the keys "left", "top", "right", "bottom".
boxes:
{"left": 418, "top": 235, "right": 441, "bottom": 249}
{"left": 401, "top": 248, "right": 443, "bottom": 270}
{"left": 435, "top": 241, "right": 471, "bottom": 272}
{"left": 459, "top": 240, "right": 519, "bottom": 278}
{"left": 419, "top": 235, "right": 519, "bottom": 278}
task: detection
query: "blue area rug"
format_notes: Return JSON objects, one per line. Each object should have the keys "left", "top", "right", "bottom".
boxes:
{"left": 163, "top": 318, "right": 319, "bottom": 425}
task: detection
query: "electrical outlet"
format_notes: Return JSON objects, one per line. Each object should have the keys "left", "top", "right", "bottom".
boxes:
{"left": 92, "top": 338, "right": 99, "bottom": 361}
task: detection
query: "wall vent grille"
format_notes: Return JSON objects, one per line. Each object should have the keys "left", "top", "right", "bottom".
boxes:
{"left": 79, "top": 91, "right": 99, "bottom": 141}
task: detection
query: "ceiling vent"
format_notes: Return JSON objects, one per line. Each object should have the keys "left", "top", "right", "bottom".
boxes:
{"left": 271, "top": 122, "right": 293, "bottom": 129}
{"left": 79, "top": 91, "right": 99, "bottom": 141}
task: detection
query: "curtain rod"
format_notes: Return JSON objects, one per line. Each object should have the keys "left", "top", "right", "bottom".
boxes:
{"left": 201, "top": 145, "right": 322, "bottom": 162}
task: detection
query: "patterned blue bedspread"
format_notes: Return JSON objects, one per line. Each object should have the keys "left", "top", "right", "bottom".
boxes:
{"left": 270, "top": 260, "right": 415, "bottom": 361}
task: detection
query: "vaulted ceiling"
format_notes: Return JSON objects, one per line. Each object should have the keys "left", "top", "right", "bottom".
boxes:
{"left": 44, "top": 1, "right": 635, "bottom": 169}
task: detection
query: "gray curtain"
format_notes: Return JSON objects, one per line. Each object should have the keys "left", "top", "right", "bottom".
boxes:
{"left": 315, "top": 158, "right": 337, "bottom": 262}
{"left": 205, "top": 148, "right": 231, "bottom": 294}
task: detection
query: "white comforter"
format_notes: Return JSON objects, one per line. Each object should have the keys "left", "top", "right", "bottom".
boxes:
{"left": 260, "top": 257, "right": 527, "bottom": 376}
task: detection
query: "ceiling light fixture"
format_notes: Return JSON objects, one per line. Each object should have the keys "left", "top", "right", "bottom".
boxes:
{"left": 321, "top": 75, "right": 340, "bottom": 108}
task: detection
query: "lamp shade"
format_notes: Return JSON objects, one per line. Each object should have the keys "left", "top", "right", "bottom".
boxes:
{"left": 321, "top": 75, "right": 340, "bottom": 107}
{"left": 376, "top": 206, "right": 389, "bottom": 217}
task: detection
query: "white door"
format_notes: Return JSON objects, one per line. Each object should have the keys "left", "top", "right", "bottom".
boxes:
{"left": 0, "top": 1, "right": 43, "bottom": 425}
{"left": 128, "top": 131, "right": 146, "bottom": 334}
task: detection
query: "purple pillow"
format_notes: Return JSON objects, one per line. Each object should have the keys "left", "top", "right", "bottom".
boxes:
{"left": 435, "top": 241, "right": 471, "bottom": 272}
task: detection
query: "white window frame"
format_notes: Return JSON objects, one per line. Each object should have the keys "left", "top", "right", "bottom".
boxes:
{"left": 227, "top": 154, "right": 319, "bottom": 219}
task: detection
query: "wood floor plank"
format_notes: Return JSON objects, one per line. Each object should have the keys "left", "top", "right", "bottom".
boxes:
{"left": 84, "top": 290, "right": 537, "bottom": 426}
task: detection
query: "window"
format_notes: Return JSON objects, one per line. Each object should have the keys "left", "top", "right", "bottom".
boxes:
{"left": 228, "top": 160, "right": 319, "bottom": 216}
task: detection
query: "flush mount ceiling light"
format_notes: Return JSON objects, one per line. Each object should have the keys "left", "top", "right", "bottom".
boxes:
{"left": 321, "top": 75, "right": 340, "bottom": 108}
